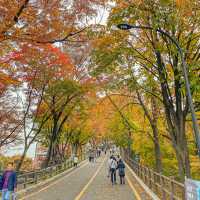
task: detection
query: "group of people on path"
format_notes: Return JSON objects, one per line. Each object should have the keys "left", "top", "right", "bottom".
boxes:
{"left": 0, "top": 162, "right": 17, "bottom": 200}
{"left": 108, "top": 155, "right": 126, "bottom": 185}
{"left": 88, "top": 147, "right": 102, "bottom": 162}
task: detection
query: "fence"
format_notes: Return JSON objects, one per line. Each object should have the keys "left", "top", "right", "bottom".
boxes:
{"left": 125, "top": 156, "right": 185, "bottom": 200}
{"left": 17, "top": 154, "right": 87, "bottom": 190}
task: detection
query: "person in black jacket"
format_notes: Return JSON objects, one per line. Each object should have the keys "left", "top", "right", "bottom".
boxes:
{"left": 0, "top": 162, "right": 17, "bottom": 200}
{"left": 117, "top": 159, "right": 125, "bottom": 184}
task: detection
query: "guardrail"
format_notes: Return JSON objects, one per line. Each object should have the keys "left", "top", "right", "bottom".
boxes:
{"left": 17, "top": 154, "right": 87, "bottom": 190}
{"left": 125, "top": 156, "right": 185, "bottom": 200}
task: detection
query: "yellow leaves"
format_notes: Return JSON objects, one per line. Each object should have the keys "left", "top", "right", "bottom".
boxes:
{"left": 93, "top": 31, "right": 128, "bottom": 56}
{"left": 94, "top": 35, "right": 114, "bottom": 48}
{"left": 160, "top": 0, "right": 171, "bottom": 5}
{"left": 190, "top": 155, "right": 200, "bottom": 179}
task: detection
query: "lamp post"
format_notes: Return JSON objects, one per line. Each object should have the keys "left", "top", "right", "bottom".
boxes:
{"left": 117, "top": 23, "right": 200, "bottom": 157}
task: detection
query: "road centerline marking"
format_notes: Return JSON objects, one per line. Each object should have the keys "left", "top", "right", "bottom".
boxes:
{"left": 74, "top": 156, "right": 107, "bottom": 200}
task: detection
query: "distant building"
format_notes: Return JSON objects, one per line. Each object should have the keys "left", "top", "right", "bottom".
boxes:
{"left": 33, "top": 143, "right": 48, "bottom": 169}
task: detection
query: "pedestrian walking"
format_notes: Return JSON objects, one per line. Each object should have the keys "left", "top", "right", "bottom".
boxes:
{"left": 89, "top": 150, "right": 95, "bottom": 163}
{"left": 92, "top": 151, "right": 95, "bottom": 162}
{"left": 104, "top": 148, "right": 107, "bottom": 155}
{"left": 73, "top": 155, "right": 78, "bottom": 167}
{"left": 109, "top": 156, "right": 118, "bottom": 185}
{"left": 116, "top": 155, "right": 120, "bottom": 164}
{"left": 117, "top": 159, "right": 125, "bottom": 184}
{"left": 89, "top": 150, "right": 92, "bottom": 162}
{"left": 109, "top": 148, "right": 112, "bottom": 155}
{"left": 0, "top": 162, "right": 17, "bottom": 200}
{"left": 97, "top": 148, "right": 101, "bottom": 157}
{"left": 107, "top": 156, "right": 112, "bottom": 178}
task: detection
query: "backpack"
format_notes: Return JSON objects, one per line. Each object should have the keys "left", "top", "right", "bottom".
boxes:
{"left": 119, "top": 167, "right": 125, "bottom": 176}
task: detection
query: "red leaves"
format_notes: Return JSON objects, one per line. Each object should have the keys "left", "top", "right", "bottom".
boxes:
{"left": 0, "top": 42, "right": 78, "bottom": 93}
{"left": 44, "top": 44, "right": 76, "bottom": 80}
{"left": 47, "top": 44, "right": 72, "bottom": 67}
{"left": 4, "top": 43, "right": 75, "bottom": 85}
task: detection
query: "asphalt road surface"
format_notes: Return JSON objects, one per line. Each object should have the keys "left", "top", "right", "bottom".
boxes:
{"left": 22, "top": 155, "right": 136, "bottom": 200}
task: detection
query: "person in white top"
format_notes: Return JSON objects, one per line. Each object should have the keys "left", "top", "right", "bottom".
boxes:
{"left": 109, "top": 156, "right": 118, "bottom": 185}
{"left": 73, "top": 155, "right": 78, "bottom": 167}
{"left": 107, "top": 156, "right": 112, "bottom": 177}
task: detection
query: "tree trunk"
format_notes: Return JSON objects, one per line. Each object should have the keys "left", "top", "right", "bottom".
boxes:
{"left": 136, "top": 91, "right": 162, "bottom": 173}
{"left": 174, "top": 146, "right": 186, "bottom": 181}
{"left": 154, "top": 141, "right": 162, "bottom": 173}
{"left": 155, "top": 48, "right": 191, "bottom": 181}
{"left": 45, "top": 141, "right": 53, "bottom": 167}
{"left": 169, "top": 120, "right": 191, "bottom": 181}
{"left": 16, "top": 147, "right": 28, "bottom": 171}
{"left": 151, "top": 97, "right": 162, "bottom": 173}
{"left": 176, "top": 111, "right": 191, "bottom": 180}
{"left": 180, "top": 119, "right": 191, "bottom": 178}
{"left": 45, "top": 123, "right": 58, "bottom": 167}
{"left": 152, "top": 125, "right": 162, "bottom": 173}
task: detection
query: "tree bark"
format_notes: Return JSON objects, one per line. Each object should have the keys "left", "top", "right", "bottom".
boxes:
{"left": 152, "top": 125, "right": 162, "bottom": 173}
{"left": 136, "top": 91, "right": 162, "bottom": 173}
{"left": 16, "top": 147, "right": 28, "bottom": 171}
{"left": 154, "top": 48, "right": 191, "bottom": 181}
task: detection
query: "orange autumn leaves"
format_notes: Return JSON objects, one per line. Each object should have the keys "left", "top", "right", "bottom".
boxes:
{"left": 0, "top": 73, "right": 18, "bottom": 94}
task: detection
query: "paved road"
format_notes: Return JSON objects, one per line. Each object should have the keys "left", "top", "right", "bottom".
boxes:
{"left": 22, "top": 155, "right": 136, "bottom": 200}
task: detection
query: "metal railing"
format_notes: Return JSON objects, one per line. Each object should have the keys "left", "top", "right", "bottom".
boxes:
{"left": 125, "top": 156, "right": 185, "bottom": 200}
{"left": 17, "top": 154, "right": 87, "bottom": 190}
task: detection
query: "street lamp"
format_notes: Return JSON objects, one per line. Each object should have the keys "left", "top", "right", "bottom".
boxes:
{"left": 117, "top": 23, "right": 200, "bottom": 157}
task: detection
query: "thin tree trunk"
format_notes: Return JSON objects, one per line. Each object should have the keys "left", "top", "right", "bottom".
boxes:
{"left": 174, "top": 146, "right": 186, "bottom": 181}
{"left": 177, "top": 112, "right": 191, "bottom": 179}
{"left": 136, "top": 91, "right": 162, "bottom": 173}
{"left": 16, "top": 147, "right": 28, "bottom": 171}
{"left": 169, "top": 121, "right": 191, "bottom": 181}
{"left": 151, "top": 97, "right": 162, "bottom": 173}
{"left": 155, "top": 48, "right": 191, "bottom": 180}
{"left": 45, "top": 122, "right": 58, "bottom": 167}
{"left": 45, "top": 142, "right": 53, "bottom": 167}
{"left": 152, "top": 125, "right": 162, "bottom": 173}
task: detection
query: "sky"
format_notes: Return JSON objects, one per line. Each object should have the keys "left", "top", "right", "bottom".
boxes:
{"left": 3, "top": 143, "right": 36, "bottom": 158}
